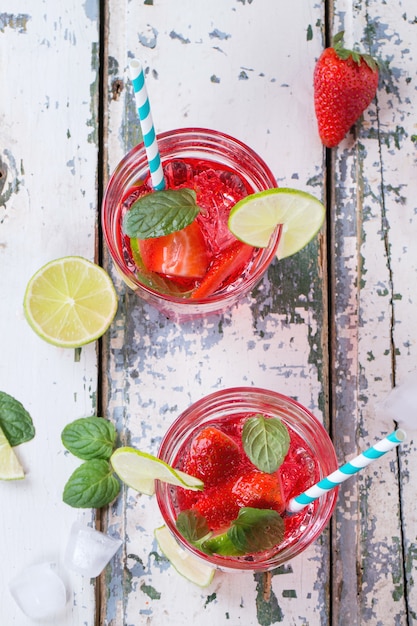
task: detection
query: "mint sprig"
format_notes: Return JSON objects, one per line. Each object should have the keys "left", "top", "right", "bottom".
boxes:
{"left": 0, "top": 390, "right": 35, "bottom": 446}
{"left": 61, "top": 416, "right": 116, "bottom": 460}
{"left": 122, "top": 188, "right": 200, "bottom": 239}
{"left": 242, "top": 414, "right": 290, "bottom": 473}
{"left": 63, "top": 459, "right": 120, "bottom": 508}
{"left": 177, "top": 507, "right": 285, "bottom": 557}
{"left": 62, "top": 416, "right": 120, "bottom": 508}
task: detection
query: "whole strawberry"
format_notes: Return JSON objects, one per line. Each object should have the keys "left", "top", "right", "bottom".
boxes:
{"left": 314, "top": 31, "right": 379, "bottom": 148}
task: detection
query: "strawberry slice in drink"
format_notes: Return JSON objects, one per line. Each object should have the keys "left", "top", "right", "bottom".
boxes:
{"left": 182, "top": 426, "right": 242, "bottom": 487}
{"left": 191, "top": 240, "right": 255, "bottom": 300}
{"left": 138, "top": 220, "right": 209, "bottom": 280}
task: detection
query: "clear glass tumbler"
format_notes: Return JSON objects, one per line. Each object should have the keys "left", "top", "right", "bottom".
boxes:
{"left": 102, "top": 128, "right": 280, "bottom": 322}
{"left": 156, "top": 387, "right": 338, "bottom": 572}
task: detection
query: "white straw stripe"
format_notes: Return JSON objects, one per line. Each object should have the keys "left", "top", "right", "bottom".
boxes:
{"left": 129, "top": 59, "right": 165, "bottom": 190}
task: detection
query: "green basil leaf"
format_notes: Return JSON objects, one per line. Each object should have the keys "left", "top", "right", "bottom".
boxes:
{"left": 242, "top": 414, "right": 290, "bottom": 473}
{"left": 122, "top": 188, "right": 199, "bottom": 239}
{"left": 61, "top": 416, "right": 116, "bottom": 460}
{"left": 227, "top": 507, "right": 285, "bottom": 554}
{"left": 63, "top": 459, "right": 120, "bottom": 508}
{"left": 176, "top": 510, "right": 210, "bottom": 544}
{"left": 0, "top": 391, "right": 35, "bottom": 446}
{"left": 201, "top": 507, "right": 285, "bottom": 556}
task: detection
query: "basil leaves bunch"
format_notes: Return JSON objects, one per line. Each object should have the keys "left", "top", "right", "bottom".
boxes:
{"left": 62, "top": 416, "right": 120, "bottom": 509}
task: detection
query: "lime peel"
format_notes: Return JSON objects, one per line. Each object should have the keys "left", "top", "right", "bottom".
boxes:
{"left": 0, "top": 425, "right": 25, "bottom": 480}
{"left": 155, "top": 525, "right": 215, "bottom": 587}
{"left": 110, "top": 446, "right": 204, "bottom": 496}
{"left": 228, "top": 187, "right": 325, "bottom": 259}
{"left": 23, "top": 256, "right": 118, "bottom": 348}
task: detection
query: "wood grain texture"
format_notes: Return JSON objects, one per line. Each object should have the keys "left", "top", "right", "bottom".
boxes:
{"left": 0, "top": 2, "right": 100, "bottom": 624}
{"left": 330, "top": 1, "right": 417, "bottom": 624}
{"left": 101, "top": 1, "right": 328, "bottom": 624}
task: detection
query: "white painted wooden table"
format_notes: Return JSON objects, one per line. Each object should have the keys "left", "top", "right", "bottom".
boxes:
{"left": 1, "top": 1, "right": 416, "bottom": 625}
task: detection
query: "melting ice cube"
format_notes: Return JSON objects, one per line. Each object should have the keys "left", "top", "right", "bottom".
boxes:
{"left": 378, "top": 371, "right": 417, "bottom": 431}
{"left": 9, "top": 562, "right": 67, "bottom": 619}
{"left": 64, "top": 521, "right": 122, "bottom": 578}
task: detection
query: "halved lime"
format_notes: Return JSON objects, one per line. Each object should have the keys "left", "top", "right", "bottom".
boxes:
{"left": 23, "top": 257, "right": 118, "bottom": 348}
{"left": 0, "top": 425, "right": 24, "bottom": 480}
{"left": 110, "top": 447, "right": 204, "bottom": 496}
{"left": 155, "top": 525, "right": 215, "bottom": 587}
{"left": 228, "top": 188, "right": 325, "bottom": 259}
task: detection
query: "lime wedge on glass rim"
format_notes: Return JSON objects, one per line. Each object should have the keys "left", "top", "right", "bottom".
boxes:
{"left": 110, "top": 447, "right": 204, "bottom": 496}
{"left": 155, "top": 525, "right": 215, "bottom": 587}
{"left": 23, "top": 256, "right": 118, "bottom": 348}
{"left": 0, "top": 425, "right": 24, "bottom": 480}
{"left": 228, "top": 188, "right": 325, "bottom": 259}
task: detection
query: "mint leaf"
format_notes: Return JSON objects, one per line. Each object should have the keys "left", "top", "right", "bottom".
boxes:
{"left": 63, "top": 459, "right": 120, "bottom": 508}
{"left": 122, "top": 188, "right": 199, "bottom": 239}
{"left": 201, "top": 507, "right": 284, "bottom": 556}
{"left": 61, "top": 416, "right": 117, "bottom": 460}
{"left": 0, "top": 391, "right": 35, "bottom": 446}
{"left": 242, "top": 414, "right": 290, "bottom": 473}
{"left": 176, "top": 510, "right": 211, "bottom": 544}
{"left": 227, "top": 507, "right": 284, "bottom": 553}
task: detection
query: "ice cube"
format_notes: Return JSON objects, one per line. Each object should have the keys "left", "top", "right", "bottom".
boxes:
{"left": 9, "top": 562, "right": 67, "bottom": 620}
{"left": 378, "top": 371, "right": 417, "bottom": 431}
{"left": 164, "top": 160, "right": 194, "bottom": 186}
{"left": 64, "top": 521, "right": 122, "bottom": 578}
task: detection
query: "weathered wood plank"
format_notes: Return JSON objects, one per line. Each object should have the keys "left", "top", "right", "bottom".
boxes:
{"left": 102, "top": 1, "right": 328, "bottom": 624}
{"left": 0, "top": 3, "right": 100, "bottom": 624}
{"left": 331, "top": 1, "right": 417, "bottom": 624}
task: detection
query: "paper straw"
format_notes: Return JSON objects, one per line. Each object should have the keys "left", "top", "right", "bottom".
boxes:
{"left": 129, "top": 59, "right": 165, "bottom": 190}
{"left": 287, "top": 429, "right": 406, "bottom": 513}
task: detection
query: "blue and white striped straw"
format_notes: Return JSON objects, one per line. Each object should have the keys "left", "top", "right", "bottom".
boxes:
{"left": 129, "top": 59, "right": 165, "bottom": 190}
{"left": 287, "top": 429, "right": 406, "bottom": 513}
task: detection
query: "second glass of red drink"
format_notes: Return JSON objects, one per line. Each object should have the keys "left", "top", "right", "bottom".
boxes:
{"left": 155, "top": 387, "right": 338, "bottom": 572}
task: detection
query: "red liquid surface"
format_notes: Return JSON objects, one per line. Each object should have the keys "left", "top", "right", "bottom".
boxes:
{"left": 120, "top": 158, "right": 259, "bottom": 297}
{"left": 172, "top": 413, "right": 320, "bottom": 552}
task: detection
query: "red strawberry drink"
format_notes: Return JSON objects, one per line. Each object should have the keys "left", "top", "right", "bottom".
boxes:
{"left": 102, "top": 129, "right": 281, "bottom": 321}
{"left": 156, "top": 388, "right": 338, "bottom": 572}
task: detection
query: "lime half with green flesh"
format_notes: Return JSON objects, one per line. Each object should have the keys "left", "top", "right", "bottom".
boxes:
{"left": 155, "top": 525, "right": 215, "bottom": 587}
{"left": 228, "top": 187, "right": 325, "bottom": 259}
{"left": 110, "top": 447, "right": 204, "bottom": 496}
{"left": 0, "top": 425, "right": 24, "bottom": 480}
{"left": 23, "top": 256, "right": 118, "bottom": 348}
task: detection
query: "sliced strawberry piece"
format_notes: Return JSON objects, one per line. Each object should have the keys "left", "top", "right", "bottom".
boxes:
{"left": 232, "top": 471, "right": 285, "bottom": 514}
{"left": 192, "top": 483, "right": 241, "bottom": 531}
{"left": 183, "top": 426, "right": 242, "bottom": 487}
{"left": 190, "top": 240, "right": 255, "bottom": 299}
{"left": 138, "top": 220, "right": 209, "bottom": 279}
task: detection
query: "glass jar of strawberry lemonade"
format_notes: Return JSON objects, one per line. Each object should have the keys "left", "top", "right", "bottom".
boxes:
{"left": 101, "top": 129, "right": 281, "bottom": 322}
{"left": 155, "top": 387, "right": 338, "bottom": 572}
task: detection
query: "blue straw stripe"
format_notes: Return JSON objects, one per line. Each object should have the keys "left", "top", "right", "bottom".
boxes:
{"left": 339, "top": 463, "right": 359, "bottom": 475}
{"left": 143, "top": 127, "right": 156, "bottom": 147}
{"left": 317, "top": 477, "right": 339, "bottom": 491}
{"left": 132, "top": 72, "right": 145, "bottom": 93}
{"left": 148, "top": 153, "right": 161, "bottom": 173}
{"left": 138, "top": 99, "right": 151, "bottom": 121}
{"left": 363, "top": 448, "right": 385, "bottom": 459}
{"left": 294, "top": 493, "right": 315, "bottom": 505}
{"left": 154, "top": 177, "right": 166, "bottom": 191}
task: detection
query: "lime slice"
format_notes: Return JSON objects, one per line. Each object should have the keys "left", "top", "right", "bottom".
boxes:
{"left": 110, "top": 447, "right": 204, "bottom": 496}
{"left": 228, "top": 188, "right": 325, "bottom": 259}
{"left": 23, "top": 256, "right": 118, "bottom": 348}
{"left": 0, "top": 425, "right": 24, "bottom": 480}
{"left": 155, "top": 525, "right": 215, "bottom": 587}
